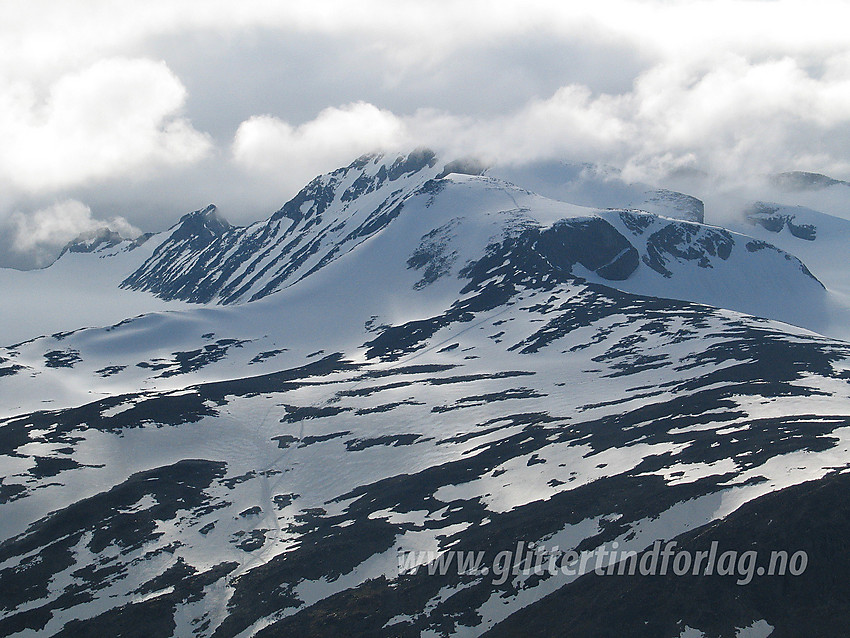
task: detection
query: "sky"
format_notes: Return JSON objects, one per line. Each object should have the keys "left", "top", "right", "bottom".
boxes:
{"left": 2, "top": 0, "right": 850, "bottom": 268}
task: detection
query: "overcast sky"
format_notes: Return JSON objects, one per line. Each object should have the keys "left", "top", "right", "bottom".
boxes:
{"left": 2, "top": 0, "right": 850, "bottom": 267}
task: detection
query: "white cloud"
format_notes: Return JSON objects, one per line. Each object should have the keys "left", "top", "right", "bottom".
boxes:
{"left": 498, "top": 55, "right": 850, "bottom": 182}
{"left": 618, "top": 56, "right": 850, "bottom": 181}
{"left": 228, "top": 54, "right": 850, "bottom": 186}
{"left": 1, "top": 199, "right": 140, "bottom": 269}
{"left": 232, "top": 102, "right": 407, "bottom": 187}
{"left": 0, "top": 57, "right": 211, "bottom": 192}
{"left": 5, "top": 2, "right": 850, "bottom": 193}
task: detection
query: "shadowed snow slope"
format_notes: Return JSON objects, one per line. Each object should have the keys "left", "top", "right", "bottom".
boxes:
{"left": 0, "top": 230, "right": 192, "bottom": 346}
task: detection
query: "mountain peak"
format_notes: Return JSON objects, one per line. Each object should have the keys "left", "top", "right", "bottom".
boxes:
{"left": 270, "top": 148, "right": 440, "bottom": 225}
{"left": 58, "top": 226, "right": 126, "bottom": 258}
{"left": 170, "top": 204, "right": 232, "bottom": 242}
{"left": 386, "top": 147, "right": 438, "bottom": 179}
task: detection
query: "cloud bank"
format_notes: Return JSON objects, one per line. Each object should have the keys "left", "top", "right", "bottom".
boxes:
{"left": 232, "top": 54, "right": 850, "bottom": 189}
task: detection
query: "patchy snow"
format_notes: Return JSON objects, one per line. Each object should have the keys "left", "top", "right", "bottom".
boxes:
{"left": 736, "top": 619, "right": 775, "bottom": 638}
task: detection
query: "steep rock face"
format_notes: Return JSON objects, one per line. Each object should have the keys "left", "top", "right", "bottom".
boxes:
{"left": 457, "top": 217, "right": 640, "bottom": 290}
{"left": 641, "top": 221, "right": 734, "bottom": 277}
{"left": 536, "top": 218, "right": 640, "bottom": 281}
{"left": 168, "top": 204, "right": 232, "bottom": 243}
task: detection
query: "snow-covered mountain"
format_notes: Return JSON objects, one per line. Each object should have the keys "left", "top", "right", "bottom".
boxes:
{"left": 723, "top": 201, "right": 850, "bottom": 339}
{"left": 770, "top": 170, "right": 850, "bottom": 192}
{"left": 121, "top": 150, "right": 447, "bottom": 304}
{"left": 0, "top": 162, "right": 829, "bottom": 416}
{"left": 6, "top": 151, "right": 833, "bottom": 344}
{"left": 488, "top": 159, "right": 706, "bottom": 223}
{"left": 2, "top": 151, "right": 850, "bottom": 637}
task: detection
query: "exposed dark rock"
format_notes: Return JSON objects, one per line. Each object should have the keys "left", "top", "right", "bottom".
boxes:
{"left": 747, "top": 203, "right": 817, "bottom": 241}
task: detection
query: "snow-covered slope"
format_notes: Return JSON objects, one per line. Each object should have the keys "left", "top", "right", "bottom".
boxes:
{"left": 724, "top": 202, "right": 850, "bottom": 338}
{"left": 734, "top": 202, "right": 850, "bottom": 296}
{"left": 488, "top": 159, "right": 705, "bottom": 223}
{"left": 2, "top": 223, "right": 850, "bottom": 636}
{"left": 3, "top": 154, "right": 850, "bottom": 637}
{"left": 585, "top": 208, "right": 833, "bottom": 336}
{"left": 0, "top": 229, "right": 191, "bottom": 346}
